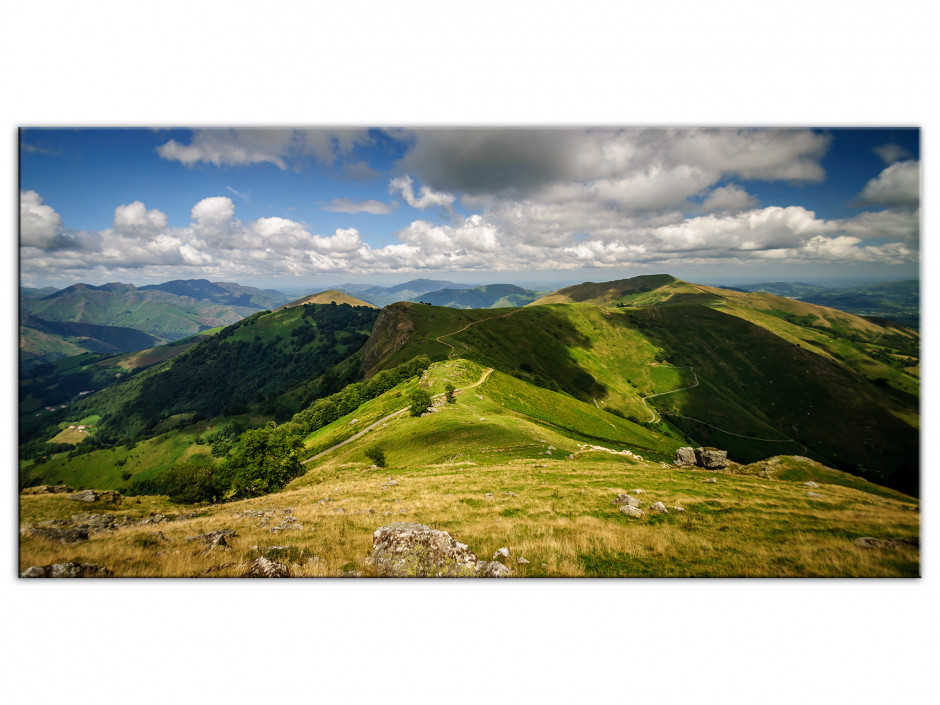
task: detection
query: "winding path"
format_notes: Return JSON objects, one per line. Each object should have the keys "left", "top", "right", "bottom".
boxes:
{"left": 302, "top": 366, "right": 494, "bottom": 465}
{"left": 640, "top": 366, "right": 699, "bottom": 423}
{"left": 435, "top": 309, "right": 521, "bottom": 359}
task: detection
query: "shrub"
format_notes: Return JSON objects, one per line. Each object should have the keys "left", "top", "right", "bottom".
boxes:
{"left": 409, "top": 388, "right": 432, "bottom": 417}
{"left": 365, "top": 445, "right": 387, "bottom": 467}
{"left": 444, "top": 382, "right": 456, "bottom": 404}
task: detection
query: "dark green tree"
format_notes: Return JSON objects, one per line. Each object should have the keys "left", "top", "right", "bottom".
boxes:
{"left": 409, "top": 388, "right": 432, "bottom": 417}
{"left": 225, "top": 422, "right": 305, "bottom": 498}
{"left": 444, "top": 382, "right": 456, "bottom": 404}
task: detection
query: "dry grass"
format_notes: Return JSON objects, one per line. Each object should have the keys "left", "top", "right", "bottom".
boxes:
{"left": 19, "top": 455, "right": 919, "bottom": 578}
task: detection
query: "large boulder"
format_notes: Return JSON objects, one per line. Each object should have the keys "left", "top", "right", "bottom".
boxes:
{"left": 241, "top": 557, "right": 291, "bottom": 577}
{"left": 69, "top": 489, "right": 123, "bottom": 504}
{"left": 612, "top": 494, "right": 642, "bottom": 508}
{"left": 372, "top": 522, "right": 480, "bottom": 577}
{"left": 674, "top": 447, "right": 696, "bottom": 466}
{"left": 23, "top": 527, "right": 89, "bottom": 544}
{"left": 22, "top": 484, "right": 74, "bottom": 495}
{"left": 20, "top": 562, "right": 112, "bottom": 578}
{"left": 694, "top": 447, "right": 729, "bottom": 469}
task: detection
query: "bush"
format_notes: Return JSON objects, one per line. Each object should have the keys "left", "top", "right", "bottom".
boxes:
{"left": 409, "top": 388, "right": 432, "bottom": 417}
{"left": 444, "top": 382, "right": 456, "bottom": 404}
{"left": 365, "top": 445, "right": 387, "bottom": 468}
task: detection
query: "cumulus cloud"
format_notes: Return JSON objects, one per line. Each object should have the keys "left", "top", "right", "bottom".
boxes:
{"left": 157, "top": 128, "right": 373, "bottom": 171}
{"left": 701, "top": 184, "right": 759, "bottom": 213}
{"left": 323, "top": 198, "right": 397, "bottom": 214}
{"left": 20, "top": 190, "right": 65, "bottom": 249}
{"left": 874, "top": 143, "right": 911, "bottom": 164}
{"left": 112, "top": 201, "right": 168, "bottom": 237}
{"left": 389, "top": 175, "right": 456, "bottom": 212}
{"left": 859, "top": 160, "right": 920, "bottom": 208}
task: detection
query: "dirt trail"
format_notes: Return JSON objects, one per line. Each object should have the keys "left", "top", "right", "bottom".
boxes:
{"left": 640, "top": 366, "right": 699, "bottom": 423}
{"left": 435, "top": 309, "right": 521, "bottom": 359}
{"left": 302, "top": 366, "right": 494, "bottom": 465}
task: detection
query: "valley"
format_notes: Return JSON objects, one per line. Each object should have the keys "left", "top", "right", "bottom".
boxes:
{"left": 18, "top": 274, "right": 921, "bottom": 578}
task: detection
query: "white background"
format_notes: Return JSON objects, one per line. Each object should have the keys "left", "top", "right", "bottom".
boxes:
{"left": 2, "top": 2, "right": 937, "bottom": 703}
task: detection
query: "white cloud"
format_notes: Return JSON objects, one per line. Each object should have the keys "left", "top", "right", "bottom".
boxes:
{"left": 859, "top": 160, "right": 920, "bottom": 208}
{"left": 323, "top": 198, "right": 397, "bottom": 214}
{"left": 701, "top": 184, "right": 759, "bottom": 213}
{"left": 874, "top": 143, "right": 911, "bottom": 164}
{"left": 389, "top": 175, "right": 456, "bottom": 212}
{"left": 20, "top": 190, "right": 65, "bottom": 249}
{"left": 112, "top": 201, "right": 168, "bottom": 237}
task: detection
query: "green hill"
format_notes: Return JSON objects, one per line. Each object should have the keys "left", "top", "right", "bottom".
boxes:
{"left": 409, "top": 284, "right": 542, "bottom": 309}
{"left": 278, "top": 290, "right": 377, "bottom": 309}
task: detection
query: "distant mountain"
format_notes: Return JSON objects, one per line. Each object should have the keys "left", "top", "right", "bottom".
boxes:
{"left": 19, "top": 279, "right": 286, "bottom": 364}
{"left": 279, "top": 290, "right": 377, "bottom": 309}
{"left": 740, "top": 280, "right": 919, "bottom": 329}
{"left": 20, "top": 315, "right": 162, "bottom": 367}
{"left": 409, "top": 284, "right": 542, "bottom": 308}
{"left": 338, "top": 279, "right": 474, "bottom": 306}
{"left": 139, "top": 279, "right": 288, "bottom": 308}
{"left": 20, "top": 286, "right": 59, "bottom": 299}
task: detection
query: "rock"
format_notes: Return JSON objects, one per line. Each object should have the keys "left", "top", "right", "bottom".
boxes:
{"left": 670, "top": 506, "right": 685, "bottom": 512}
{"left": 20, "top": 562, "right": 112, "bottom": 578}
{"left": 69, "top": 489, "right": 123, "bottom": 504}
{"left": 854, "top": 537, "right": 919, "bottom": 550}
{"left": 24, "top": 527, "right": 89, "bottom": 544}
{"left": 701, "top": 477, "right": 718, "bottom": 483}
{"left": 186, "top": 530, "right": 235, "bottom": 546}
{"left": 612, "top": 494, "right": 641, "bottom": 508}
{"left": 517, "top": 557, "right": 530, "bottom": 565}
{"left": 137, "top": 513, "right": 169, "bottom": 525}
{"left": 806, "top": 492, "right": 823, "bottom": 498}
{"left": 694, "top": 447, "right": 729, "bottom": 469}
{"left": 383, "top": 480, "right": 398, "bottom": 488}
{"left": 22, "top": 484, "right": 74, "bottom": 495}
{"left": 505, "top": 491, "right": 519, "bottom": 497}
{"left": 629, "top": 489, "right": 644, "bottom": 495}
{"left": 493, "top": 547, "right": 510, "bottom": 560}
{"left": 372, "top": 522, "right": 480, "bottom": 577}
{"left": 674, "top": 447, "right": 696, "bottom": 466}
{"left": 241, "top": 557, "right": 291, "bottom": 577}
{"left": 649, "top": 501, "right": 668, "bottom": 513}
{"left": 70, "top": 513, "right": 116, "bottom": 530}
{"left": 619, "top": 505, "right": 645, "bottom": 518}
{"left": 476, "top": 561, "right": 511, "bottom": 577}
{"left": 804, "top": 481, "right": 820, "bottom": 488}
{"left": 484, "top": 493, "right": 494, "bottom": 499}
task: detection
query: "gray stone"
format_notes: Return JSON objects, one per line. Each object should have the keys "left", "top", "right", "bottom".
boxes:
{"left": 804, "top": 481, "right": 820, "bottom": 488}
{"left": 70, "top": 513, "right": 116, "bottom": 530}
{"left": 21, "top": 484, "right": 74, "bottom": 495}
{"left": 674, "top": 447, "right": 696, "bottom": 466}
{"left": 241, "top": 556, "right": 291, "bottom": 577}
{"left": 517, "top": 557, "right": 530, "bottom": 565}
{"left": 670, "top": 506, "right": 685, "bottom": 512}
{"left": 372, "top": 522, "right": 479, "bottom": 577}
{"left": 186, "top": 530, "right": 235, "bottom": 546}
{"left": 612, "top": 494, "right": 641, "bottom": 508}
{"left": 694, "top": 447, "right": 729, "bottom": 469}
{"left": 493, "top": 547, "right": 510, "bottom": 560}
{"left": 24, "top": 527, "right": 89, "bottom": 544}
{"left": 629, "top": 489, "right": 644, "bottom": 494}
{"left": 649, "top": 501, "right": 668, "bottom": 513}
{"left": 806, "top": 491, "right": 823, "bottom": 498}
{"left": 69, "top": 489, "right": 123, "bottom": 504}
{"left": 20, "top": 562, "right": 112, "bottom": 578}
{"left": 476, "top": 561, "right": 511, "bottom": 577}
{"left": 701, "top": 477, "right": 718, "bottom": 484}
{"left": 484, "top": 493, "right": 494, "bottom": 499}
{"left": 619, "top": 505, "right": 645, "bottom": 518}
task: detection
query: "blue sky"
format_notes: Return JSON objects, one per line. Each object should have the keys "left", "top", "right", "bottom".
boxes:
{"left": 19, "top": 127, "right": 920, "bottom": 289}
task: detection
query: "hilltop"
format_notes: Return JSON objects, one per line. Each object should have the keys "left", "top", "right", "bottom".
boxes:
{"left": 409, "top": 283, "right": 542, "bottom": 309}
{"left": 18, "top": 274, "right": 919, "bottom": 577}
{"left": 278, "top": 290, "right": 377, "bottom": 309}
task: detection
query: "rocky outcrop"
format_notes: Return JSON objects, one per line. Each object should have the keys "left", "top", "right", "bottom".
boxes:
{"left": 612, "top": 494, "right": 642, "bottom": 508}
{"left": 20, "top": 562, "right": 112, "bottom": 578}
{"left": 21, "top": 484, "right": 74, "bottom": 495}
{"left": 675, "top": 447, "right": 730, "bottom": 469}
{"left": 186, "top": 530, "right": 236, "bottom": 547}
{"left": 360, "top": 303, "right": 416, "bottom": 377}
{"left": 23, "top": 527, "right": 89, "bottom": 544}
{"left": 493, "top": 547, "right": 510, "bottom": 560}
{"left": 241, "top": 557, "right": 291, "bottom": 577}
{"left": 694, "top": 447, "right": 729, "bottom": 469}
{"left": 69, "top": 489, "right": 123, "bottom": 504}
{"left": 476, "top": 561, "right": 511, "bottom": 577}
{"left": 619, "top": 505, "right": 645, "bottom": 518}
{"left": 373, "top": 522, "right": 481, "bottom": 577}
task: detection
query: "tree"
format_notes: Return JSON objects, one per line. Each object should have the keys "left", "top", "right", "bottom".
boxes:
{"left": 225, "top": 422, "right": 304, "bottom": 498}
{"left": 409, "top": 388, "right": 432, "bottom": 417}
{"left": 444, "top": 382, "right": 456, "bottom": 404}
{"left": 365, "top": 445, "right": 387, "bottom": 467}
